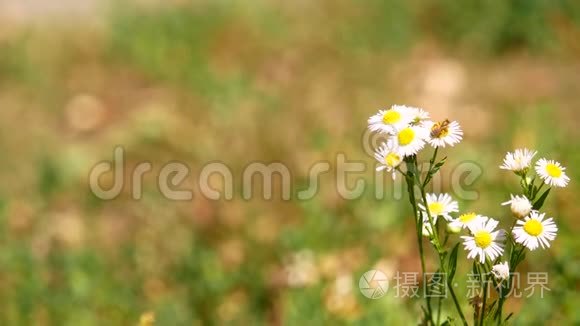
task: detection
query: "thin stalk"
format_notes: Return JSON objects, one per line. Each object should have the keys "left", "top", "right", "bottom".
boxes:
{"left": 479, "top": 263, "right": 489, "bottom": 326}
{"left": 496, "top": 221, "right": 517, "bottom": 323}
{"left": 532, "top": 180, "right": 545, "bottom": 200}
{"left": 479, "top": 281, "right": 488, "bottom": 326}
{"left": 436, "top": 296, "right": 442, "bottom": 325}
{"left": 448, "top": 280, "right": 468, "bottom": 326}
{"left": 419, "top": 147, "right": 449, "bottom": 325}
{"left": 417, "top": 183, "right": 442, "bottom": 253}
{"left": 497, "top": 238, "right": 525, "bottom": 323}
{"left": 402, "top": 160, "right": 433, "bottom": 324}
{"left": 422, "top": 147, "right": 439, "bottom": 188}
{"left": 435, "top": 249, "right": 468, "bottom": 326}
{"left": 512, "top": 246, "right": 525, "bottom": 267}
{"left": 483, "top": 261, "right": 504, "bottom": 326}
{"left": 442, "top": 233, "right": 450, "bottom": 247}
{"left": 405, "top": 173, "right": 426, "bottom": 275}
{"left": 496, "top": 299, "right": 503, "bottom": 326}
{"left": 416, "top": 172, "right": 468, "bottom": 324}
{"left": 520, "top": 171, "right": 529, "bottom": 196}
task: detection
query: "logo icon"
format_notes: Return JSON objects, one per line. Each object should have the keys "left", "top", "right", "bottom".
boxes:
{"left": 359, "top": 269, "right": 389, "bottom": 299}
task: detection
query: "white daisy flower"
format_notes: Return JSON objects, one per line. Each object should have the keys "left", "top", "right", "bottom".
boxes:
{"left": 461, "top": 218, "right": 505, "bottom": 264}
{"left": 448, "top": 212, "right": 487, "bottom": 230}
{"left": 502, "top": 194, "right": 532, "bottom": 219}
{"left": 374, "top": 142, "right": 402, "bottom": 180}
{"left": 513, "top": 211, "right": 558, "bottom": 250}
{"left": 418, "top": 193, "right": 459, "bottom": 222}
{"left": 408, "top": 106, "right": 430, "bottom": 126}
{"left": 390, "top": 125, "right": 429, "bottom": 157}
{"left": 491, "top": 262, "right": 510, "bottom": 281}
{"left": 535, "top": 158, "right": 570, "bottom": 188}
{"left": 367, "top": 105, "right": 413, "bottom": 134}
{"left": 425, "top": 119, "right": 463, "bottom": 148}
{"left": 499, "top": 148, "right": 537, "bottom": 174}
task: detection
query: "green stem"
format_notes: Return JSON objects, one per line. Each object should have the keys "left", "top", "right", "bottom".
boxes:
{"left": 520, "top": 171, "right": 530, "bottom": 197}
{"left": 422, "top": 147, "right": 439, "bottom": 188}
{"left": 479, "top": 263, "right": 489, "bottom": 326}
{"left": 448, "top": 281, "right": 468, "bottom": 326}
{"left": 496, "top": 237, "right": 526, "bottom": 323}
{"left": 480, "top": 282, "right": 487, "bottom": 326}
{"left": 402, "top": 159, "right": 433, "bottom": 324}
{"left": 405, "top": 172, "right": 426, "bottom": 275}
{"left": 423, "top": 147, "right": 449, "bottom": 325}
{"left": 497, "top": 302, "right": 503, "bottom": 326}
{"left": 495, "top": 222, "right": 516, "bottom": 323}
{"left": 417, "top": 181, "right": 442, "bottom": 253}
{"left": 532, "top": 181, "right": 545, "bottom": 200}
{"left": 437, "top": 296, "right": 442, "bottom": 325}
{"left": 415, "top": 159, "right": 468, "bottom": 325}
{"left": 513, "top": 246, "right": 525, "bottom": 268}
{"left": 404, "top": 149, "right": 469, "bottom": 326}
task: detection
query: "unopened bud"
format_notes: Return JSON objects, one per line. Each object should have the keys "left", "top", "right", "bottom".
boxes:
{"left": 502, "top": 194, "right": 532, "bottom": 219}
{"left": 446, "top": 223, "right": 462, "bottom": 234}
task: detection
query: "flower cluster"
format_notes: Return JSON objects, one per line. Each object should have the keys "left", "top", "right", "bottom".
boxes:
{"left": 365, "top": 105, "right": 569, "bottom": 325}
{"left": 418, "top": 147, "right": 567, "bottom": 271}
{"left": 416, "top": 191, "right": 508, "bottom": 265}
{"left": 499, "top": 148, "right": 567, "bottom": 250}
{"left": 369, "top": 105, "right": 463, "bottom": 179}
{"left": 500, "top": 148, "right": 570, "bottom": 188}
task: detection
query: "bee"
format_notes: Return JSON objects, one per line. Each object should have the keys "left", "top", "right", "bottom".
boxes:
{"left": 430, "top": 119, "right": 451, "bottom": 138}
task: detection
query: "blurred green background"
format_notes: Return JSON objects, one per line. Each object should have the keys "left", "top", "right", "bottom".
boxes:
{"left": 0, "top": 0, "right": 579, "bottom": 325}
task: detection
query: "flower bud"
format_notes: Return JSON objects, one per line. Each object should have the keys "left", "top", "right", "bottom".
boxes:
{"left": 501, "top": 194, "right": 532, "bottom": 219}
{"left": 491, "top": 262, "right": 510, "bottom": 281}
{"left": 446, "top": 223, "right": 462, "bottom": 234}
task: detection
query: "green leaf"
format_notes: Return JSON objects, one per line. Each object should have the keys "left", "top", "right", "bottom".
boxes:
{"left": 528, "top": 176, "right": 536, "bottom": 197}
{"left": 447, "top": 243, "right": 460, "bottom": 282}
{"left": 420, "top": 305, "right": 429, "bottom": 323}
{"left": 505, "top": 312, "right": 514, "bottom": 322}
{"left": 510, "top": 246, "right": 526, "bottom": 269}
{"left": 431, "top": 156, "right": 447, "bottom": 174}
{"left": 423, "top": 156, "right": 447, "bottom": 186}
{"left": 484, "top": 300, "right": 497, "bottom": 322}
{"left": 515, "top": 251, "right": 526, "bottom": 266}
{"left": 532, "top": 188, "right": 551, "bottom": 210}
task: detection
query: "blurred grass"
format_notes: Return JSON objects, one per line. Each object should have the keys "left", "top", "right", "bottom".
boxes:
{"left": 0, "top": 0, "right": 578, "bottom": 325}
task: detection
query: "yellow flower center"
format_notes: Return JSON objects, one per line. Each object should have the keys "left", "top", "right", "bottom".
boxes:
{"left": 382, "top": 110, "right": 401, "bottom": 124}
{"left": 428, "top": 202, "right": 444, "bottom": 216}
{"left": 398, "top": 128, "right": 415, "bottom": 146}
{"left": 474, "top": 231, "right": 492, "bottom": 249}
{"left": 459, "top": 213, "right": 477, "bottom": 223}
{"left": 385, "top": 152, "right": 401, "bottom": 167}
{"left": 545, "top": 163, "right": 562, "bottom": 178}
{"left": 523, "top": 219, "right": 543, "bottom": 236}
